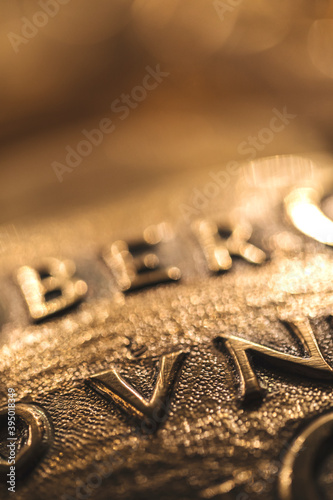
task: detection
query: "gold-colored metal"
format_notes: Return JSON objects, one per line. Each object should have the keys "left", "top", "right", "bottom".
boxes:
{"left": 102, "top": 223, "right": 181, "bottom": 292}
{"left": 216, "top": 317, "right": 333, "bottom": 401}
{"left": 0, "top": 404, "right": 52, "bottom": 477}
{"left": 285, "top": 187, "right": 333, "bottom": 245}
{"left": 193, "top": 219, "right": 266, "bottom": 273}
{"left": 16, "top": 258, "right": 87, "bottom": 321}
{"left": 278, "top": 412, "right": 333, "bottom": 500}
{"left": 86, "top": 351, "right": 186, "bottom": 429}
{"left": 2, "top": 158, "right": 333, "bottom": 499}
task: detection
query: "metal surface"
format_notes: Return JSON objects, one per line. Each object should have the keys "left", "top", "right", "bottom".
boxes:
{"left": 1, "top": 155, "right": 333, "bottom": 499}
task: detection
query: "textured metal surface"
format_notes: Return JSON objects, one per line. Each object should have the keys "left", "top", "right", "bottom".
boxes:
{"left": 1, "top": 156, "right": 333, "bottom": 499}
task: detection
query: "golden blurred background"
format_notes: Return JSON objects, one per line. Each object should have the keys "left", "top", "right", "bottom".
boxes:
{"left": 1, "top": 0, "right": 333, "bottom": 225}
